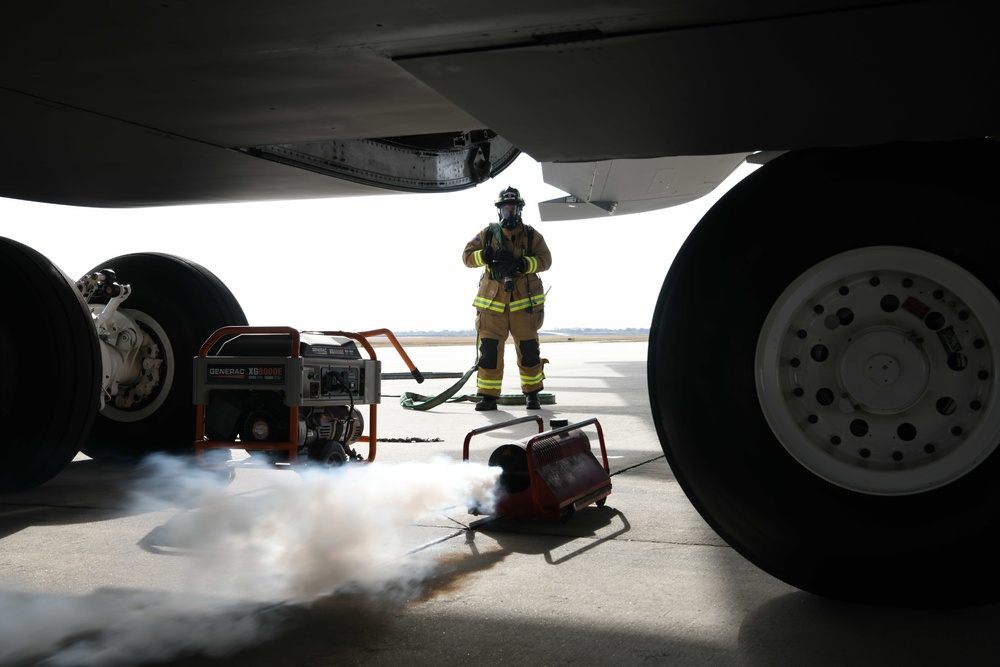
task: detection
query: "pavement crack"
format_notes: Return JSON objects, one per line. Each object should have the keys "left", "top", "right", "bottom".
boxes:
{"left": 406, "top": 528, "right": 466, "bottom": 555}
{"left": 609, "top": 454, "right": 665, "bottom": 476}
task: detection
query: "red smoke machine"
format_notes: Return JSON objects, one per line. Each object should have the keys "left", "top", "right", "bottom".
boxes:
{"left": 192, "top": 326, "right": 423, "bottom": 467}
{"left": 464, "top": 416, "right": 612, "bottom": 521}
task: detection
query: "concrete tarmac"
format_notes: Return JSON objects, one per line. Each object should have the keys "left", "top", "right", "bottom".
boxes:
{"left": 2, "top": 340, "right": 1000, "bottom": 665}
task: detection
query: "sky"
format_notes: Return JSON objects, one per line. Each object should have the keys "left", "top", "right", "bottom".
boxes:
{"left": 0, "top": 156, "right": 757, "bottom": 333}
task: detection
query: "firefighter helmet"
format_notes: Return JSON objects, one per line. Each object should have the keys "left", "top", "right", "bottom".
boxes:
{"left": 495, "top": 186, "right": 524, "bottom": 228}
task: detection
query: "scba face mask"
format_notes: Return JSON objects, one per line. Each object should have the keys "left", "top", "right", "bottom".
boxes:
{"left": 499, "top": 203, "right": 522, "bottom": 229}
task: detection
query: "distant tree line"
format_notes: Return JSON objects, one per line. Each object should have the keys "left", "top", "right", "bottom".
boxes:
{"left": 397, "top": 327, "right": 650, "bottom": 337}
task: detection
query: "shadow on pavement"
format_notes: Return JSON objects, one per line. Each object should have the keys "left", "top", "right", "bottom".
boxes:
{"left": 739, "top": 591, "right": 1000, "bottom": 666}
{"left": 471, "top": 505, "right": 631, "bottom": 565}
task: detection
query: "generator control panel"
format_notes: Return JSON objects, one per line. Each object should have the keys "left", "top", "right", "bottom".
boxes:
{"left": 193, "top": 332, "right": 381, "bottom": 407}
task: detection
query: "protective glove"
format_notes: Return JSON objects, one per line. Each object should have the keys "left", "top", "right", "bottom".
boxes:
{"left": 514, "top": 257, "right": 528, "bottom": 273}
{"left": 481, "top": 246, "right": 495, "bottom": 263}
{"left": 493, "top": 249, "right": 514, "bottom": 266}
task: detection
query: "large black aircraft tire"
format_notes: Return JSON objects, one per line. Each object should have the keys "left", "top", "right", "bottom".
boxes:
{"left": 0, "top": 238, "right": 100, "bottom": 492}
{"left": 82, "top": 253, "right": 247, "bottom": 461}
{"left": 648, "top": 140, "right": 1000, "bottom": 607}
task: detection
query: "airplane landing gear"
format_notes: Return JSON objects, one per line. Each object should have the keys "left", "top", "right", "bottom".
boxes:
{"left": 82, "top": 253, "right": 247, "bottom": 461}
{"left": 0, "top": 238, "right": 100, "bottom": 492}
{"left": 649, "top": 140, "right": 1000, "bottom": 607}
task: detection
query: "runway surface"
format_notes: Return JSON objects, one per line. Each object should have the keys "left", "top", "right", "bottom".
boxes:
{"left": 2, "top": 341, "right": 999, "bottom": 666}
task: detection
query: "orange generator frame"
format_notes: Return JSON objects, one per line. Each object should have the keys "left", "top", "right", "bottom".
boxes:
{"left": 193, "top": 326, "right": 422, "bottom": 467}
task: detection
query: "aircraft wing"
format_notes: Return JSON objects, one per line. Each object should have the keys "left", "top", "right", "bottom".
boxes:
{"left": 3, "top": 1, "right": 995, "bottom": 210}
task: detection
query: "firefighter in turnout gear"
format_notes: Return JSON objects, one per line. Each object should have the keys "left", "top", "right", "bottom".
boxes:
{"left": 463, "top": 186, "right": 552, "bottom": 411}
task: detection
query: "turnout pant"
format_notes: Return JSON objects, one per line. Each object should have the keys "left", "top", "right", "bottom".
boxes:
{"left": 475, "top": 306, "right": 545, "bottom": 397}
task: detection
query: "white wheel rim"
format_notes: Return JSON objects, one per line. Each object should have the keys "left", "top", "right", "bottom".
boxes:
{"left": 756, "top": 247, "right": 1000, "bottom": 495}
{"left": 100, "top": 309, "right": 175, "bottom": 423}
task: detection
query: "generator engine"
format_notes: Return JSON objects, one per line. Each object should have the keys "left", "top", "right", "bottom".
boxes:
{"left": 193, "top": 331, "right": 381, "bottom": 465}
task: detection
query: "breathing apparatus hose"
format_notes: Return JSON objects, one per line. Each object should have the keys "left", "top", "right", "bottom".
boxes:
{"left": 487, "top": 223, "right": 506, "bottom": 282}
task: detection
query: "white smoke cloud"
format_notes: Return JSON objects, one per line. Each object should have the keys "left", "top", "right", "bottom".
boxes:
{"left": 0, "top": 455, "right": 500, "bottom": 666}
{"left": 0, "top": 588, "right": 287, "bottom": 666}
{"left": 155, "top": 455, "right": 501, "bottom": 602}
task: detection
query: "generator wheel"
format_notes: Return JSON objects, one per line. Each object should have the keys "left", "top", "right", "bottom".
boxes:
{"left": 83, "top": 253, "right": 247, "bottom": 461}
{"left": 649, "top": 140, "right": 1000, "bottom": 607}
{"left": 312, "top": 441, "right": 349, "bottom": 467}
{"left": 0, "top": 238, "right": 100, "bottom": 492}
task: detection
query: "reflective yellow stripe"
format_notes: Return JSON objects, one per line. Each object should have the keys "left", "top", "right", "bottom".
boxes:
{"left": 520, "top": 371, "right": 545, "bottom": 384}
{"left": 509, "top": 298, "right": 530, "bottom": 311}
{"left": 509, "top": 293, "right": 546, "bottom": 312}
{"left": 524, "top": 256, "right": 538, "bottom": 273}
{"left": 473, "top": 249, "right": 488, "bottom": 267}
{"left": 477, "top": 378, "right": 503, "bottom": 390}
{"left": 473, "top": 296, "right": 505, "bottom": 312}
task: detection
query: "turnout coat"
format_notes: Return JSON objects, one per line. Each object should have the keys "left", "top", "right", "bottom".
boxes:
{"left": 462, "top": 222, "right": 552, "bottom": 314}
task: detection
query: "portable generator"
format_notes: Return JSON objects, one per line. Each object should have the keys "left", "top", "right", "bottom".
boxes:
{"left": 193, "top": 326, "right": 420, "bottom": 467}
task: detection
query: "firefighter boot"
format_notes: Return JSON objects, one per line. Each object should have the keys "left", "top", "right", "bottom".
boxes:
{"left": 525, "top": 391, "right": 541, "bottom": 410}
{"left": 475, "top": 395, "right": 498, "bottom": 411}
